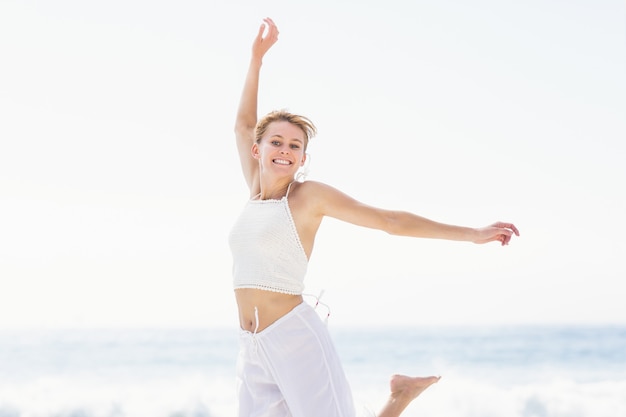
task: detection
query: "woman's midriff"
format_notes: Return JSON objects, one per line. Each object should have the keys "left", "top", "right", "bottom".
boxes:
{"left": 235, "top": 288, "right": 303, "bottom": 333}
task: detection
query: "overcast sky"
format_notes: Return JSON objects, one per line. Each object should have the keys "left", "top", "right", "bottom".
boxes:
{"left": 1, "top": 0, "right": 625, "bottom": 329}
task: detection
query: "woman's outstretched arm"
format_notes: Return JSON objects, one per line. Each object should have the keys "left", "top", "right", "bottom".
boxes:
{"left": 303, "top": 181, "right": 519, "bottom": 246}
{"left": 234, "top": 18, "right": 279, "bottom": 192}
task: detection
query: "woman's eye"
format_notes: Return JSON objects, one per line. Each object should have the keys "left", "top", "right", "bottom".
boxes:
{"left": 290, "top": 144, "right": 300, "bottom": 149}
{"left": 271, "top": 140, "right": 280, "bottom": 146}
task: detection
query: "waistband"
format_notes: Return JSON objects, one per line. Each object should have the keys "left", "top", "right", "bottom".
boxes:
{"left": 239, "top": 301, "right": 311, "bottom": 339}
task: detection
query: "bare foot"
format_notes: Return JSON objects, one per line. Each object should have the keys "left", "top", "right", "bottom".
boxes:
{"left": 389, "top": 374, "right": 441, "bottom": 400}
{"left": 375, "top": 375, "right": 441, "bottom": 417}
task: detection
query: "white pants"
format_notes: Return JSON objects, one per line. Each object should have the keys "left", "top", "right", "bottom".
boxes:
{"left": 236, "top": 302, "right": 357, "bottom": 417}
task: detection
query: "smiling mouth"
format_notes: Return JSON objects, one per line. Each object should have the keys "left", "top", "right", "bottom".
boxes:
{"left": 273, "top": 158, "right": 292, "bottom": 165}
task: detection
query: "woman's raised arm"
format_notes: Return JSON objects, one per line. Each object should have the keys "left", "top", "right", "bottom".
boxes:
{"left": 234, "top": 18, "right": 279, "bottom": 191}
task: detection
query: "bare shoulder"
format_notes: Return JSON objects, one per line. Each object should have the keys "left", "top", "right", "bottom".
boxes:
{"left": 294, "top": 180, "right": 330, "bottom": 192}
{"left": 292, "top": 180, "right": 366, "bottom": 216}
{"left": 293, "top": 180, "right": 390, "bottom": 230}
{"left": 297, "top": 180, "right": 350, "bottom": 194}
{"left": 287, "top": 181, "right": 333, "bottom": 214}
{"left": 292, "top": 180, "right": 350, "bottom": 203}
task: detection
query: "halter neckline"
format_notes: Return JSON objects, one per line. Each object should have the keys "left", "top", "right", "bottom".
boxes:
{"left": 252, "top": 180, "right": 296, "bottom": 202}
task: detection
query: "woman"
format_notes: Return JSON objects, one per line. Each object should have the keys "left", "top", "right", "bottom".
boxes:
{"left": 230, "top": 17, "right": 519, "bottom": 417}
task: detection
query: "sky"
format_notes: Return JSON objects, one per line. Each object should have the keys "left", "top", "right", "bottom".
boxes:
{"left": 1, "top": 0, "right": 625, "bottom": 329}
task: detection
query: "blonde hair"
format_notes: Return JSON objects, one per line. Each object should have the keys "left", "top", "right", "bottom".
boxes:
{"left": 255, "top": 110, "right": 317, "bottom": 150}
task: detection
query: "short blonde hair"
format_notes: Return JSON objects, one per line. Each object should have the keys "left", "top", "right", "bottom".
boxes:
{"left": 255, "top": 110, "right": 317, "bottom": 150}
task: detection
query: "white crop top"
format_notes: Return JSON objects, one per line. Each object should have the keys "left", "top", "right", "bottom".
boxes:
{"left": 228, "top": 187, "right": 308, "bottom": 295}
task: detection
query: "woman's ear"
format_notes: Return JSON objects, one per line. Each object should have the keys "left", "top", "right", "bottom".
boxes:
{"left": 300, "top": 152, "right": 307, "bottom": 166}
{"left": 251, "top": 143, "right": 260, "bottom": 159}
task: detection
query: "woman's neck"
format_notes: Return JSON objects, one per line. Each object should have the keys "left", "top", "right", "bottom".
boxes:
{"left": 258, "top": 176, "right": 295, "bottom": 200}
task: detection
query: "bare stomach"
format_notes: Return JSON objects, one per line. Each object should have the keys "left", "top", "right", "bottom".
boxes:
{"left": 235, "top": 288, "right": 304, "bottom": 333}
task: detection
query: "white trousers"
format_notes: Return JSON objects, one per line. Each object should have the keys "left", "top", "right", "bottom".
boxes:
{"left": 236, "top": 302, "right": 357, "bottom": 417}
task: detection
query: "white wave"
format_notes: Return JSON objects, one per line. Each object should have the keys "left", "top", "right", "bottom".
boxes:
{"left": 351, "top": 373, "right": 626, "bottom": 417}
{"left": 2, "top": 372, "right": 625, "bottom": 417}
{"left": 0, "top": 374, "right": 237, "bottom": 417}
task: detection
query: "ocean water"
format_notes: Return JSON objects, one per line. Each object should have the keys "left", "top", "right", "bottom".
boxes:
{"left": 1, "top": 324, "right": 625, "bottom": 417}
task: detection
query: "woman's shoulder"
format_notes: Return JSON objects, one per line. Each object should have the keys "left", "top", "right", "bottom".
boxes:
{"left": 292, "top": 179, "right": 370, "bottom": 221}
{"left": 293, "top": 180, "right": 336, "bottom": 195}
{"left": 291, "top": 180, "right": 351, "bottom": 204}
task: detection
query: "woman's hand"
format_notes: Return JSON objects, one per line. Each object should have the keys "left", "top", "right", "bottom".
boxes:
{"left": 252, "top": 17, "right": 279, "bottom": 62}
{"left": 473, "top": 222, "right": 520, "bottom": 246}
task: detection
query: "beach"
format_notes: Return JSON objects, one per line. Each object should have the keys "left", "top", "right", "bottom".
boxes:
{"left": 1, "top": 323, "right": 625, "bottom": 417}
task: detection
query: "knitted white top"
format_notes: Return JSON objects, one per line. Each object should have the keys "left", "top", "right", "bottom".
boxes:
{"left": 229, "top": 188, "right": 308, "bottom": 295}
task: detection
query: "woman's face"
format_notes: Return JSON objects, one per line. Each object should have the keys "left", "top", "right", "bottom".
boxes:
{"left": 253, "top": 121, "right": 307, "bottom": 175}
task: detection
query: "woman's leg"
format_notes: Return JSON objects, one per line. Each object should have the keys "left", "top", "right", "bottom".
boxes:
{"left": 375, "top": 375, "right": 440, "bottom": 417}
{"left": 252, "top": 303, "right": 357, "bottom": 417}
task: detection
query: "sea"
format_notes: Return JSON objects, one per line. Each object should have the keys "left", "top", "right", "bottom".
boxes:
{"left": 1, "top": 323, "right": 625, "bottom": 417}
